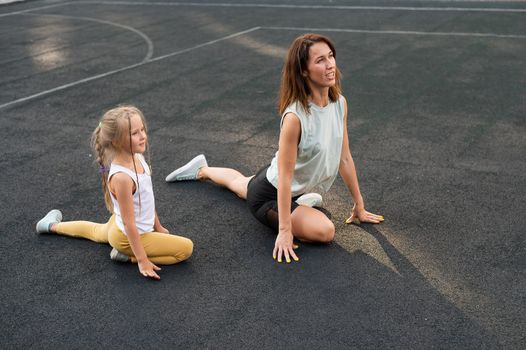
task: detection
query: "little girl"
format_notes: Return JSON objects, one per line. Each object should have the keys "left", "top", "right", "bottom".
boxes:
{"left": 36, "top": 105, "right": 193, "bottom": 280}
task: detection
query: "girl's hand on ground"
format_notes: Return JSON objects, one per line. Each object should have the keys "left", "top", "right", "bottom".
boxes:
{"left": 138, "top": 259, "right": 161, "bottom": 280}
{"left": 273, "top": 230, "right": 299, "bottom": 263}
{"left": 345, "top": 204, "right": 384, "bottom": 225}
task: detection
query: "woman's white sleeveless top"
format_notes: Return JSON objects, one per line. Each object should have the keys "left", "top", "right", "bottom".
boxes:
{"left": 109, "top": 154, "right": 155, "bottom": 235}
{"left": 266, "top": 95, "right": 345, "bottom": 196}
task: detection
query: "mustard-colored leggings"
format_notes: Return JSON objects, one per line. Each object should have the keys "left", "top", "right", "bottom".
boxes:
{"left": 54, "top": 215, "right": 193, "bottom": 265}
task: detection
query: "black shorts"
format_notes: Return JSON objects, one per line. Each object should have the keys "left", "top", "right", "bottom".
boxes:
{"left": 246, "top": 165, "right": 301, "bottom": 231}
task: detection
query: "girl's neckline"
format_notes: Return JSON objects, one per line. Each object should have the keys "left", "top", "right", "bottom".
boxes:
{"left": 112, "top": 154, "right": 146, "bottom": 174}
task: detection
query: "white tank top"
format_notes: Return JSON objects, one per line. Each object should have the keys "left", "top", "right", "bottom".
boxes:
{"left": 108, "top": 154, "right": 155, "bottom": 235}
{"left": 266, "top": 95, "right": 345, "bottom": 196}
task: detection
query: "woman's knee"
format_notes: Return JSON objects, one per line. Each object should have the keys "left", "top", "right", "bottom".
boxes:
{"left": 317, "top": 220, "right": 335, "bottom": 243}
{"left": 292, "top": 207, "right": 335, "bottom": 243}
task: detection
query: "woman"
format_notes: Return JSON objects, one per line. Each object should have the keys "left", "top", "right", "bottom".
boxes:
{"left": 166, "top": 33, "right": 383, "bottom": 263}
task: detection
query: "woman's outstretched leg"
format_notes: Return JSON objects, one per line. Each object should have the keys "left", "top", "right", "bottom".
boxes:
{"left": 198, "top": 166, "right": 252, "bottom": 199}
{"left": 165, "top": 154, "right": 252, "bottom": 199}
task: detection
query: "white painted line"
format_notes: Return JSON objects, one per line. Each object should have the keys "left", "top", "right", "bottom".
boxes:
{"left": 0, "top": 27, "right": 260, "bottom": 110}
{"left": 23, "top": 12, "right": 154, "bottom": 61}
{"left": 71, "top": 1, "right": 526, "bottom": 13}
{"left": 0, "top": 2, "right": 72, "bottom": 18}
{"left": 0, "top": 0, "right": 25, "bottom": 4}
{"left": 148, "top": 26, "right": 260, "bottom": 63}
{"left": 264, "top": 26, "right": 526, "bottom": 39}
{"left": 1, "top": 0, "right": 525, "bottom": 17}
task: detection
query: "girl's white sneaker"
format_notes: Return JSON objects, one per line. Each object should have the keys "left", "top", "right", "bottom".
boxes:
{"left": 110, "top": 248, "right": 129, "bottom": 262}
{"left": 36, "top": 209, "right": 62, "bottom": 234}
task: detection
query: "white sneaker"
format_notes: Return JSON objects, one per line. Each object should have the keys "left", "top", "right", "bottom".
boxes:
{"left": 36, "top": 209, "right": 62, "bottom": 234}
{"left": 296, "top": 193, "right": 323, "bottom": 207}
{"left": 110, "top": 248, "right": 129, "bottom": 262}
{"left": 165, "top": 154, "right": 208, "bottom": 182}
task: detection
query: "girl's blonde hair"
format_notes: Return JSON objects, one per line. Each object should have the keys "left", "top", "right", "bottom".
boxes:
{"left": 90, "top": 105, "right": 150, "bottom": 213}
{"left": 278, "top": 33, "right": 342, "bottom": 115}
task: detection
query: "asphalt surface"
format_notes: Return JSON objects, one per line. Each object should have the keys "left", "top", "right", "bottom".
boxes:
{"left": 1, "top": 0, "right": 525, "bottom": 349}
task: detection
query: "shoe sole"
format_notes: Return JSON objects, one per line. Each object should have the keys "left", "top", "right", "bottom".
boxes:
{"left": 296, "top": 193, "right": 323, "bottom": 207}
{"left": 110, "top": 248, "right": 129, "bottom": 262}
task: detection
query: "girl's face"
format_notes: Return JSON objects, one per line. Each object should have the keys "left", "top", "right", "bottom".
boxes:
{"left": 305, "top": 42, "right": 336, "bottom": 89}
{"left": 126, "top": 114, "right": 147, "bottom": 154}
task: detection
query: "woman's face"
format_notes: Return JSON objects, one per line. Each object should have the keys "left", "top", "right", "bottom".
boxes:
{"left": 305, "top": 42, "right": 336, "bottom": 89}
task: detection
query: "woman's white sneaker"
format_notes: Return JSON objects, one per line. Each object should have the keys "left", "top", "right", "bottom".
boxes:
{"left": 296, "top": 193, "right": 323, "bottom": 207}
{"left": 36, "top": 209, "right": 62, "bottom": 234}
{"left": 165, "top": 154, "right": 208, "bottom": 182}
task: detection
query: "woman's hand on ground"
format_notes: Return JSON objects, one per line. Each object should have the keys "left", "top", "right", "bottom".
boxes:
{"left": 345, "top": 204, "right": 384, "bottom": 224}
{"left": 138, "top": 258, "right": 161, "bottom": 280}
{"left": 273, "top": 230, "right": 299, "bottom": 263}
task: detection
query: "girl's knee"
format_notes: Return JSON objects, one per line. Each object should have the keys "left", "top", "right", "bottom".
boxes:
{"left": 180, "top": 238, "right": 194, "bottom": 260}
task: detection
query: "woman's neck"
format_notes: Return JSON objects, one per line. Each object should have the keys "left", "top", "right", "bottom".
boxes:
{"left": 309, "top": 87, "right": 330, "bottom": 108}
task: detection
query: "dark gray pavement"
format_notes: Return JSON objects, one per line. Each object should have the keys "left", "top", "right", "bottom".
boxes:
{"left": 1, "top": 0, "right": 525, "bottom": 348}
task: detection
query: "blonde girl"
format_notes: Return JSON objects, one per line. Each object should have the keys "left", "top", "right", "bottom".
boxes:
{"left": 36, "top": 106, "right": 193, "bottom": 280}
{"left": 166, "top": 33, "right": 383, "bottom": 264}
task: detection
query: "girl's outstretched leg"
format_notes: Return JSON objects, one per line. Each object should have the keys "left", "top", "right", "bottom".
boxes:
{"left": 36, "top": 210, "right": 112, "bottom": 243}
{"left": 53, "top": 216, "right": 113, "bottom": 243}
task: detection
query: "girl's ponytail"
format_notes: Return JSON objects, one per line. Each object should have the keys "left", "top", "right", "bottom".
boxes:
{"left": 91, "top": 120, "right": 113, "bottom": 213}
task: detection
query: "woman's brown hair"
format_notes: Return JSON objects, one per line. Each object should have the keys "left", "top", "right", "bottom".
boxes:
{"left": 278, "top": 33, "right": 342, "bottom": 115}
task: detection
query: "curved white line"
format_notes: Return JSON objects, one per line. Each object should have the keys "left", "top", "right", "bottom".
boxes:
{"left": 23, "top": 12, "right": 154, "bottom": 61}
{"left": 0, "top": 27, "right": 260, "bottom": 110}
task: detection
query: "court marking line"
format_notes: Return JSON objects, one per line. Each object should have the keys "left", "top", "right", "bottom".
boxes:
{"left": 0, "top": 27, "right": 260, "bottom": 111}
{"left": 74, "top": 1, "right": 526, "bottom": 13}
{"left": 78, "top": 1, "right": 526, "bottom": 13}
{"left": 263, "top": 26, "right": 526, "bottom": 39}
{"left": 1, "top": 0, "right": 526, "bottom": 17}
{"left": 3, "top": 20, "right": 526, "bottom": 111}
{"left": 0, "top": 2, "right": 72, "bottom": 18}
{"left": 22, "top": 12, "right": 154, "bottom": 62}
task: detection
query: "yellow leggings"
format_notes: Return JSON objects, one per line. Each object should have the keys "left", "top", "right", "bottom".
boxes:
{"left": 54, "top": 215, "right": 193, "bottom": 265}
